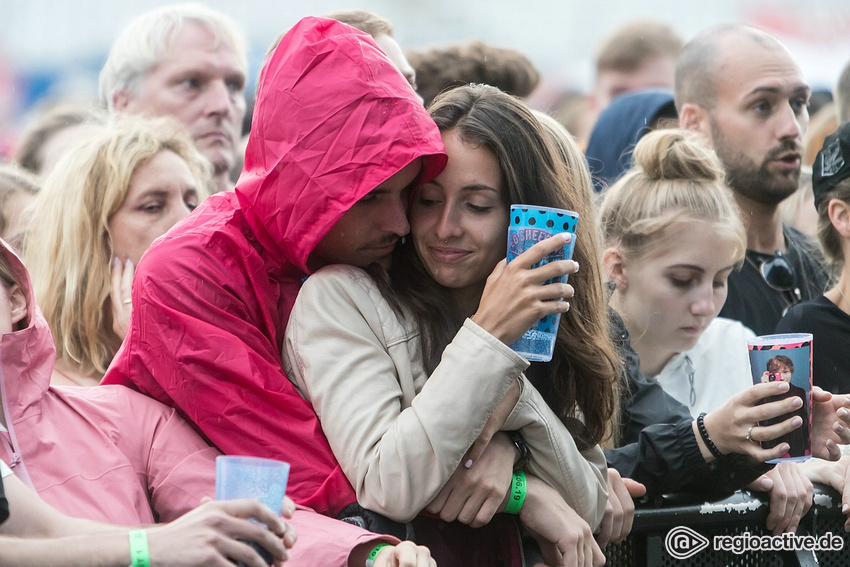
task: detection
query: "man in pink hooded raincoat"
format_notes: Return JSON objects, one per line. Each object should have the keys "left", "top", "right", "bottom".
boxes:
{"left": 102, "top": 16, "right": 446, "bottom": 523}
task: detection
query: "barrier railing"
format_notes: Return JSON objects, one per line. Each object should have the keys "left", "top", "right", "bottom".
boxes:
{"left": 604, "top": 484, "right": 848, "bottom": 566}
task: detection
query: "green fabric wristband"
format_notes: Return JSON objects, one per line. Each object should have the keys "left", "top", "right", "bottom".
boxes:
{"left": 505, "top": 471, "right": 527, "bottom": 514}
{"left": 129, "top": 529, "right": 150, "bottom": 567}
{"left": 365, "top": 543, "right": 393, "bottom": 567}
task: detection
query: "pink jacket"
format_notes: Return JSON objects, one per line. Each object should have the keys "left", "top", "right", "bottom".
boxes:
{"left": 0, "top": 244, "right": 218, "bottom": 525}
{"left": 0, "top": 240, "right": 398, "bottom": 564}
{"left": 102, "top": 17, "right": 446, "bottom": 516}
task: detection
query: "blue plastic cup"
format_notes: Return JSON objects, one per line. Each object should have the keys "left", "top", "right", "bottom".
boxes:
{"left": 506, "top": 205, "right": 578, "bottom": 362}
{"left": 215, "top": 455, "right": 290, "bottom": 566}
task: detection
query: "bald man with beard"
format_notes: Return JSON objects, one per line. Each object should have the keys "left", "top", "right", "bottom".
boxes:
{"left": 676, "top": 24, "right": 828, "bottom": 335}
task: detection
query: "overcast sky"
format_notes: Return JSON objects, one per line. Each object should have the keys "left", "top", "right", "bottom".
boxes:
{"left": 1, "top": 0, "right": 848, "bottom": 128}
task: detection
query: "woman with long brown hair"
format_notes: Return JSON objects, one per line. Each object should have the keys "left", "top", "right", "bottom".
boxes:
{"left": 285, "top": 84, "right": 620, "bottom": 566}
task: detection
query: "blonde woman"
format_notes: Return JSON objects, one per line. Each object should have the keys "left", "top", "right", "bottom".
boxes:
{"left": 25, "top": 116, "right": 209, "bottom": 385}
{"left": 597, "top": 128, "right": 850, "bottom": 536}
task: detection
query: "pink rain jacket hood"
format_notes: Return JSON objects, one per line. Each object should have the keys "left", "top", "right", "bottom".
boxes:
{"left": 0, "top": 242, "right": 219, "bottom": 525}
{"left": 236, "top": 18, "right": 445, "bottom": 274}
{"left": 103, "top": 17, "right": 446, "bottom": 516}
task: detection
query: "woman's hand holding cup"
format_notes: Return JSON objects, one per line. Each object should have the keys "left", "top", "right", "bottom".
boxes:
{"left": 472, "top": 233, "right": 576, "bottom": 345}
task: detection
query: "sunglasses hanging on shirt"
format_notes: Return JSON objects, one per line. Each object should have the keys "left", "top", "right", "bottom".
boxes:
{"left": 747, "top": 250, "right": 802, "bottom": 306}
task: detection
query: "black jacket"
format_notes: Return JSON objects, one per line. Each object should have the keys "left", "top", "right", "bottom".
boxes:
{"left": 605, "top": 314, "right": 769, "bottom": 496}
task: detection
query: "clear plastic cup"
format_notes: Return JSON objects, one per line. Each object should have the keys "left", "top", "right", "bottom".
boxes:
{"left": 215, "top": 455, "right": 290, "bottom": 565}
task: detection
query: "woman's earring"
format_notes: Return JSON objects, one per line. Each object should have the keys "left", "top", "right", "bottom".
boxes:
{"left": 400, "top": 236, "right": 406, "bottom": 244}
{"left": 606, "top": 280, "right": 617, "bottom": 298}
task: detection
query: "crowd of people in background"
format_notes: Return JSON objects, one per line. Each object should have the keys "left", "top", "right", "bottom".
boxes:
{"left": 1, "top": 3, "right": 850, "bottom": 566}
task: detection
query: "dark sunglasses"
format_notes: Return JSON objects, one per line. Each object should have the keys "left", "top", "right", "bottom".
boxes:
{"left": 752, "top": 251, "right": 801, "bottom": 302}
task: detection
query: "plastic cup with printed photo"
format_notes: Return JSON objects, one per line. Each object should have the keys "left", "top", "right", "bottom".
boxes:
{"left": 746, "top": 333, "right": 813, "bottom": 463}
{"left": 506, "top": 205, "right": 578, "bottom": 362}
{"left": 216, "top": 455, "right": 290, "bottom": 565}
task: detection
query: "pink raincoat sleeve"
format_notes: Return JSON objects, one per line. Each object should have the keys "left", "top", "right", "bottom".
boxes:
{"left": 106, "top": 228, "right": 356, "bottom": 517}
{"left": 144, "top": 404, "right": 221, "bottom": 523}
{"left": 288, "top": 507, "right": 397, "bottom": 566}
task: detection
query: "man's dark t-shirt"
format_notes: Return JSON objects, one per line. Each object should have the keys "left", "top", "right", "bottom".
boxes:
{"left": 720, "top": 226, "right": 828, "bottom": 335}
{"left": 776, "top": 295, "right": 850, "bottom": 394}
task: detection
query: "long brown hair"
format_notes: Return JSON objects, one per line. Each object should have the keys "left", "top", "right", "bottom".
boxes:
{"left": 379, "top": 85, "right": 620, "bottom": 449}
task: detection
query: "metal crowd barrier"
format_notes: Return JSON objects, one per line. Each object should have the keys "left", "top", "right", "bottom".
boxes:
{"left": 604, "top": 484, "right": 849, "bottom": 566}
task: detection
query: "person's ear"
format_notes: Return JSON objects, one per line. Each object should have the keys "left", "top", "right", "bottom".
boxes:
{"left": 678, "top": 103, "right": 712, "bottom": 142}
{"left": 827, "top": 198, "right": 850, "bottom": 239}
{"left": 112, "top": 89, "right": 132, "bottom": 112}
{"left": 8, "top": 285, "right": 26, "bottom": 328}
{"left": 602, "top": 247, "right": 628, "bottom": 292}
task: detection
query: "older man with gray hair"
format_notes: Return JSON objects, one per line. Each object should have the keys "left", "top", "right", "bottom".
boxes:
{"left": 99, "top": 3, "right": 247, "bottom": 193}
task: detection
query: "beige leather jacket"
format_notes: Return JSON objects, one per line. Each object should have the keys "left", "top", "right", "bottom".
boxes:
{"left": 284, "top": 265, "right": 607, "bottom": 528}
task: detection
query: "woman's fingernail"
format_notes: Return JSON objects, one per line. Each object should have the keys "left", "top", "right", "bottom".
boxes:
{"left": 839, "top": 408, "right": 849, "bottom": 418}
{"left": 842, "top": 503, "right": 848, "bottom": 514}
{"left": 125, "top": 258, "right": 133, "bottom": 268}
{"left": 464, "top": 459, "right": 473, "bottom": 469}
{"left": 574, "top": 261, "right": 580, "bottom": 272}
{"left": 792, "top": 416, "right": 802, "bottom": 426}
{"left": 560, "top": 233, "right": 571, "bottom": 242}
{"left": 113, "top": 256, "right": 120, "bottom": 267}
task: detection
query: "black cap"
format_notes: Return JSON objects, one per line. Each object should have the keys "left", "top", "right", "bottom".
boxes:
{"left": 813, "top": 121, "right": 850, "bottom": 210}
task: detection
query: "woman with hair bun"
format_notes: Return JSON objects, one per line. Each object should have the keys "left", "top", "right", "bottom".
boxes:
{"left": 600, "top": 128, "right": 754, "bottom": 414}
{"left": 599, "top": 128, "right": 848, "bottom": 536}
